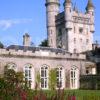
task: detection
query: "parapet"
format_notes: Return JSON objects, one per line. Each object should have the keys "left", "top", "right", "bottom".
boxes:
{"left": 0, "top": 45, "right": 86, "bottom": 60}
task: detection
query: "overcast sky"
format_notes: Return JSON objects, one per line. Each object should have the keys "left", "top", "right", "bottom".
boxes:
{"left": 0, "top": 0, "right": 99, "bottom": 46}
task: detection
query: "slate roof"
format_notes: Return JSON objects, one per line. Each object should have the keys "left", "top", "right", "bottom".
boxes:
{"left": 56, "top": 12, "right": 64, "bottom": 21}
{"left": 56, "top": 12, "right": 65, "bottom": 26}
{"left": 7, "top": 45, "right": 68, "bottom": 54}
{"left": 86, "top": 0, "right": 94, "bottom": 10}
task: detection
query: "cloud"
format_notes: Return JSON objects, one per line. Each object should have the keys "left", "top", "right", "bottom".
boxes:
{"left": 0, "top": 19, "right": 32, "bottom": 30}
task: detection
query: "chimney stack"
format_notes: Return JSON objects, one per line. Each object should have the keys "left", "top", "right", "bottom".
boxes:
{"left": 23, "top": 33, "right": 31, "bottom": 46}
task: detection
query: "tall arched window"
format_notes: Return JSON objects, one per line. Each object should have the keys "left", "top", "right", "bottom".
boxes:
{"left": 70, "top": 66, "right": 79, "bottom": 89}
{"left": 40, "top": 65, "right": 48, "bottom": 89}
{"left": 24, "top": 64, "right": 34, "bottom": 88}
{"left": 7, "top": 63, "right": 17, "bottom": 71}
{"left": 56, "top": 67, "right": 65, "bottom": 88}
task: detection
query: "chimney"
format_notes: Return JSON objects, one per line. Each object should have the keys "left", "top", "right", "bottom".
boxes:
{"left": 23, "top": 33, "right": 31, "bottom": 46}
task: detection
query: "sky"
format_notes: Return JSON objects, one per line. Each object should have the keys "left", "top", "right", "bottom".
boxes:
{"left": 0, "top": 0, "right": 99, "bottom": 46}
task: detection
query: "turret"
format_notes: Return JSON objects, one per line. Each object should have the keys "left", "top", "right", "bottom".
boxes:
{"left": 86, "top": 0, "right": 94, "bottom": 15}
{"left": 23, "top": 33, "right": 31, "bottom": 46}
{"left": 45, "top": 0, "right": 60, "bottom": 48}
{"left": 86, "top": 0, "right": 95, "bottom": 33}
{"left": 64, "top": 0, "right": 72, "bottom": 29}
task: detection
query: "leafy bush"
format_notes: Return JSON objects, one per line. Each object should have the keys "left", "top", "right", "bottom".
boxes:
{"left": 80, "top": 75, "right": 100, "bottom": 90}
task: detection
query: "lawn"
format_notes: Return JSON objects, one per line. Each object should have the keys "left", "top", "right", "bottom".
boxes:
{"left": 40, "top": 89, "right": 100, "bottom": 100}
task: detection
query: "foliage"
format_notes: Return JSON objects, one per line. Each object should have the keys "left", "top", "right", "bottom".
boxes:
{"left": 32, "top": 90, "right": 100, "bottom": 100}
{"left": 1, "top": 74, "right": 100, "bottom": 100}
{"left": 80, "top": 75, "right": 100, "bottom": 90}
{"left": 0, "top": 68, "right": 25, "bottom": 100}
{"left": 0, "top": 41, "right": 4, "bottom": 48}
{"left": 1, "top": 67, "right": 100, "bottom": 99}
{"left": 39, "top": 39, "right": 48, "bottom": 47}
{"left": 49, "top": 69, "right": 57, "bottom": 90}
{"left": 40, "top": 90, "right": 100, "bottom": 100}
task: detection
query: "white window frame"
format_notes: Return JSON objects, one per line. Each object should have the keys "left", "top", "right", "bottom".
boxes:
{"left": 40, "top": 65, "right": 48, "bottom": 89}
{"left": 70, "top": 66, "right": 79, "bottom": 89}
{"left": 24, "top": 64, "right": 32, "bottom": 88}
{"left": 56, "top": 67, "right": 63, "bottom": 88}
{"left": 56, "top": 67, "right": 65, "bottom": 89}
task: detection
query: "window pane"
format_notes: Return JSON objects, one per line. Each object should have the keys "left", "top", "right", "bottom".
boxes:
{"left": 41, "top": 78, "right": 44, "bottom": 88}
{"left": 24, "top": 65, "right": 32, "bottom": 88}
{"left": 41, "top": 70, "right": 44, "bottom": 77}
{"left": 41, "top": 66, "right": 48, "bottom": 89}
{"left": 56, "top": 68, "right": 63, "bottom": 88}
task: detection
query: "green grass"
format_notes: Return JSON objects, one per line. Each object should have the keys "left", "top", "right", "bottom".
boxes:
{"left": 65, "top": 90, "right": 100, "bottom": 100}
{"left": 65, "top": 90, "right": 100, "bottom": 96}
{"left": 1, "top": 89, "right": 100, "bottom": 100}
{"left": 42, "top": 90, "right": 100, "bottom": 100}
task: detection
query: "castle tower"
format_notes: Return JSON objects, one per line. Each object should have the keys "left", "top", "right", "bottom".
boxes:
{"left": 23, "top": 33, "right": 31, "bottom": 46}
{"left": 45, "top": 0, "right": 60, "bottom": 48}
{"left": 64, "top": 0, "right": 72, "bottom": 29}
{"left": 56, "top": 0, "right": 95, "bottom": 53}
{"left": 86, "top": 0, "right": 95, "bottom": 33}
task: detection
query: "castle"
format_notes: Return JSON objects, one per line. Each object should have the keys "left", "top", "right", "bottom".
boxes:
{"left": 0, "top": 0, "right": 96, "bottom": 89}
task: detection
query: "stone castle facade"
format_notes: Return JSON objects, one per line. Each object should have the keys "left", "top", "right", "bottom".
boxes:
{"left": 0, "top": 0, "right": 96, "bottom": 89}
{"left": 46, "top": 0, "right": 95, "bottom": 53}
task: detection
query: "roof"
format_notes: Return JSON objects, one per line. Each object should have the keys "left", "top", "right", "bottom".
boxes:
{"left": 86, "top": 0, "right": 94, "bottom": 10}
{"left": 23, "top": 33, "right": 30, "bottom": 37}
{"left": 7, "top": 45, "right": 68, "bottom": 54}
{"left": 56, "top": 12, "right": 64, "bottom": 20}
{"left": 64, "top": 0, "right": 71, "bottom": 4}
{"left": 56, "top": 12, "right": 65, "bottom": 26}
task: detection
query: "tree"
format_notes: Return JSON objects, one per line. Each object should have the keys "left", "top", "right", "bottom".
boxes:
{"left": 49, "top": 69, "right": 57, "bottom": 90}
{"left": 0, "top": 42, "right": 4, "bottom": 48}
{"left": 0, "top": 68, "right": 24, "bottom": 99}
{"left": 39, "top": 39, "right": 48, "bottom": 47}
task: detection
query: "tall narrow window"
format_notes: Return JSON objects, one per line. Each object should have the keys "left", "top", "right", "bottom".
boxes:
{"left": 24, "top": 64, "right": 32, "bottom": 88}
{"left": 86, "top": 39, "right": 89, "bottom": 44}
{"left": 41, "top": 65, "right": 48, "bottom": 89}
{"left": 56, "top": 67, "right": 63, "bottom": 88}
{"left": 70, "top": 66, "right": 78, "bottom": 89}
{"left": 79, "top": 28, "right": 83, "bottom": 34}
{"left": 51, "top": 39, "right": 52, "bottom": 44}
{"left": 74, "top": 38, "right": 76, "bottom": 44}
{"left": 80, "top": 38, "right": 82, "bottom": 42}
{"left": 58, "top": 28, "right": 62, "bottom": 37}
{"left": 74, "top": 27, "right": 75, "bottom": 33}
{"left": 73, "top": 49, "right": 77, "bottom": 53}
{"left": 50, "top": 30, "right": 52, "bottom": 35}
{"left": 86, "top": 28, "right": 88, "bottom": 35}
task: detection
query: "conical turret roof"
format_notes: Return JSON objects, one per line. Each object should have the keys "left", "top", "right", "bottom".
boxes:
{"left": 86, "top": 0, "right": 94, "bottom": 10}
{"left": 65, "top": 0, "right": 71, "bottom": 3}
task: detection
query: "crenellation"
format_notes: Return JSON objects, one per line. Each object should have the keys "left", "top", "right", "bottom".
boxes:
{"left": 0, "top": 48, "right": 86, "bottom": 60}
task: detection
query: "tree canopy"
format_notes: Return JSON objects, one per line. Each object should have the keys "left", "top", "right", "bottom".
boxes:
{"left": 39, "top": 39, "right": 48, "bottom": 47}
{"left": 0, "top": 42, "right": 4, "bottom": 48}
